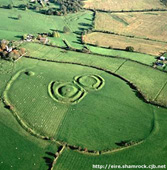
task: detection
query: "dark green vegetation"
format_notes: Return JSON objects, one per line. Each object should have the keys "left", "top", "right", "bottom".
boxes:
{"left": 56, "top": 0, "right": 84, "bottom": 14}
{"left": 0, "top": 0, "right": 167, "bottom": 169}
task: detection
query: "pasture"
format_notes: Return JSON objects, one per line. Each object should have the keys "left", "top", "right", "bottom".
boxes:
{"left": 0, "top": 0, "right": 167, "bottom": 169}
{"left": 21, "top": 43, "right": 167, "bottom": 106}
{"left": 54, "top": 106, "right": 167, "bottom": 170}
{"left": 0, "top": 7, "right": 93, "bottom": 49}
{"left": 0, "top": 101, "right": 58, "bottom": 170}
{"left": 3, "top": 56, "right": 154, "bottom": 151}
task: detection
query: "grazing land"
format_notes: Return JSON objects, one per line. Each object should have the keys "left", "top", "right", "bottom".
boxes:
{"left": 0, "top": 0, "right": 167, "bottom": 169}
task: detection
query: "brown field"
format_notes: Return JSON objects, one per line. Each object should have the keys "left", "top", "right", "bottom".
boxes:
{"left": 84, "top": 0, "right": 167, "bottom": 11}
{"left": 83, "top": 32, "right": 167, "bottom": 55}
{"left": 95, "top": 11, "right": 167, "bottom": 42}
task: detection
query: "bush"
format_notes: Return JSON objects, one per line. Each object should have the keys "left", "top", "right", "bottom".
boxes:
{"left": 8, "top": 4, "right": 13, "bottom": 9}
{"left": 126, "top": 46, "right": 134, "bottom": 52}
{"left": 63, "top": 26, "right": 71, "bottom": 34}
{"left": 18, "top": 14, "right": 22, "bottom": 20}
{"left": 52, "top": 31, "right": 60, "bottom": 38}
{"left": 22, "top": 34, "right": 27, "bottom": 40}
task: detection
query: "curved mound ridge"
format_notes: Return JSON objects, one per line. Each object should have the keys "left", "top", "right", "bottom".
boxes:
{"left": 49, "top": 81, "right": 86, "bottom": 104}
{"left": 74, "top": 74, "right": 105, "bottom": 91}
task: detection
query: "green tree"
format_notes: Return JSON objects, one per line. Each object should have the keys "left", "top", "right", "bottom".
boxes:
{"left": 126, "top": 46, "right": 134, "bottom": 52}
{"left": 18, "top": 14, "right": 22, "bottom": 20}
{"left": 8, "top": 4, "right": 13, "bottom": 9}
{"left": 63, "top": 26, "right": 71, "bottom": 34}
{"left": 52, "top": 31, "right": 60, "bottom": 38}
{"left": 22, "top": 34, "right": 27, "bottom": 40}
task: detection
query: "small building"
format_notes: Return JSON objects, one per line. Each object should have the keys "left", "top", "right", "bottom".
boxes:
{"left": 25, "top": 34, "right": 34, "bottom": 42}
{"left": 160, "top": 56, "right": 166, "bottom": 61}
{"left": 39, "top": 37, "right": 49, "bottom": 44}
{"left": 6, "top": 45, "right": 13, "bottom": 52}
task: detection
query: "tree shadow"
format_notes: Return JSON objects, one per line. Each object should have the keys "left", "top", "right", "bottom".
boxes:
{"left": 50, "top": 29, "right": 64, "bottom": 33}
{"left": 15, "top": 35, "right": 23, "bottom": 39}
{"left": 43, "top": 156, "right": 53, "bottom": 170}
{"left": 115, "top": 140, "right": 130, "bottom": 146}
{"left": 78, "top": 22, "right": 92, "bottom": 27}
{"left": 43, "top": 152, "right": 56, "bottom": 170}
{"left": 8, "top": 16, "right": 18, "bottom": 20}
{"left": 84, "top": 18, "right": 92, "bottom": 21}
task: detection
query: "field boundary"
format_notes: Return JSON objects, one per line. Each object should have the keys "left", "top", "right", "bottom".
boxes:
{"left": 85, "top": 8, "right": 167, "bottom": 14}
{"left": 114, "top": 60, "right": 127, "bottom": 73}
{"left": 153, "top": 80, "right": 167, "bottom": 101}
{"left": 90, "top": 30, "right": 167, "bottom": 44}
{"left": 36, "top": 43, "right": 167, "bottom": 74}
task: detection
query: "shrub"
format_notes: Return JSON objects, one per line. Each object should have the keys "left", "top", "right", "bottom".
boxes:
{"left": 18, "top": 14, "right": 22, "bottom": 20}
{"left": 22, "top": 34, "right": 27, "bottom": 40}
{"left": 8, "top": 4, "right": 13, "bottom": 9}
{"left": 63, "top": 26, "right": 71, "bottom": 34}
{"left": 52, "top": 31, "right": 60, "bottom": 38}
{"left": 126, "top": 46, "right": 134, "bottom": 52}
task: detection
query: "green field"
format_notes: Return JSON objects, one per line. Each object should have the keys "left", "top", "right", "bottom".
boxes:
{"left": 0, "top": 0, "right": 167, "bottom": 169}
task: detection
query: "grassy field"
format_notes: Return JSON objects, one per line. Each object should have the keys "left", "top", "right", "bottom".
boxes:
{"left": 84, "top": 32, "right": 167, "bottom": 55}
{"left": 0, "top": 101, "right": 58, "bottom": 170}
{"left": 95, "top": 11, "right": 167, "bottom": 42}
{"left": 21, "top": 43, "right": 167, "bottom": 106}
{"left": 1, "top": 0, "right": 167, "bottom": 169}
{"left": 85, "top": 45, "right": 156, "bottom": 65}
{"left": 116, "top": 61, "right": 167, "bottom": 102}
{"left": 0, "top": 7, "right": 93, "bottom": 49}
{"left": 53, "top": 107, "right": 167, "bottom": 170}
{"left": 3, "top": 57, "right": 154, "bottom": 151}
{"left": 84, "top": 0, "right": 167, "bottom": 11}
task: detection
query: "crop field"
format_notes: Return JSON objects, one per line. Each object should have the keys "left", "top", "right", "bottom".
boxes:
{"left": 1, "top": 0, "right": 167, "bottom": 169}
{"left": 83, "top": 11, "right": 167, "bottom": 55}
{"left": 84, "top": 32, "right": 167, "bottom": 55}
{"left": 95, "top": 11, "right": 167, "bottom": 42}
{"left": 84, "top": 0, "right": 167, "bottom": 11}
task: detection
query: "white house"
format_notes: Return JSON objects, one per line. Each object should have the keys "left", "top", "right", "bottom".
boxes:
{"left": 160, "top": 56, "right": 166, "bottom": 61}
